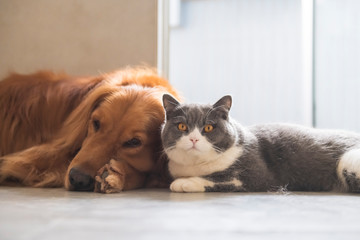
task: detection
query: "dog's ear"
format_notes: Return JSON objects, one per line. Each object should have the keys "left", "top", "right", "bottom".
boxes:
{"left": 57, "top": 83, "right": 115, "bottom": 153}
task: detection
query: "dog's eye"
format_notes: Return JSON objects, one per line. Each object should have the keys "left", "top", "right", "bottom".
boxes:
{"left": 123, "top": 138, "right": 142, "bottom": 148}
{"left": 92, "top": 119, "right": 100, "bottom": 132}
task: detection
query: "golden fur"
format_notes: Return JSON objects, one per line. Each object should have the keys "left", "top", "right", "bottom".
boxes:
{"left": 0, "top": 67, "right": 179, "bottom": 193}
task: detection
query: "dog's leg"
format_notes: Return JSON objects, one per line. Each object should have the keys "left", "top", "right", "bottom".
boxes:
{"left": 94, "top": 159, "right": 146, "bottom": 193}
{"left": 0, "top": 144, "right": 69, "bottom": 187}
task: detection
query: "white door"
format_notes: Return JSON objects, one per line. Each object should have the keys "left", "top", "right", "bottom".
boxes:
{"left": 315, "top": 0, "right": 360, "bottom": 131}
{"left": 161, "top": 0, "right": 360, "bottom": 132}
{"left": 166, "top": 0, "right": 310, "bottom": 126}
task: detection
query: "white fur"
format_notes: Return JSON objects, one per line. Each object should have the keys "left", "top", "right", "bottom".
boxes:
{"left": 170, "top": 177, "right": 243, "bottom": 193}
{"left": 170, "top": 177, "right": 214, "bottom": 192}
{"left": 337, "top": 148, "right": 360, "bottom": 189}
{"left": 228, "top": 178, "right": 243, "bottom": 187}
{"left": 166, "top": 128, "right": 243, "bottom": 178}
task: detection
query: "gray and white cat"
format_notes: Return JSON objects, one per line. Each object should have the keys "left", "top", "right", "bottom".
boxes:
{"left": 161, "top": 94, "right": 360, "bottom": 193}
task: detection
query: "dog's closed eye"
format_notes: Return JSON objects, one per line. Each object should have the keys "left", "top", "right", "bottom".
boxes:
{"left": 92, "top": 119, "right": 100, "bottom": 132}
{"left": 123, "top": 138, "right": 142, "bottom": 148}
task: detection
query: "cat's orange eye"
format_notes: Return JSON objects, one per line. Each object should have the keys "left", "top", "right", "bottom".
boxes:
{"left": 178, "top": 123, "right": 188, "bottom": 131}
{"left": 204, "top": 124, "right": 214, "bottom": 133}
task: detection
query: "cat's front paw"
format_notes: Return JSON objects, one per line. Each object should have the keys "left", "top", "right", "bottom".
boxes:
{"left": 170, "top": 177, "right": 210, "bottom": 193}
{"left": 94, "top": 159, "right": 125, "bottom": 193}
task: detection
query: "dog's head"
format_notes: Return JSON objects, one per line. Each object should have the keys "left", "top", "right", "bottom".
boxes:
{"left": 62, "top": 71, "right": 176, "bottom": 191}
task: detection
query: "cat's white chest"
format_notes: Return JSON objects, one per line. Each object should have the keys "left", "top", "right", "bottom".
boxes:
{"left": 167, "top": 144, "right": 243, "bottom": 178}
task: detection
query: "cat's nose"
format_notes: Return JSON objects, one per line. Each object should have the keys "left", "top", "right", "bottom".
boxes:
{"left": 190, "top": 138, "right": 199, "bottom": 144}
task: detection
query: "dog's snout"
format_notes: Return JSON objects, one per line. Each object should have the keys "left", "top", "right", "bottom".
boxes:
{"left": 69, "top": 168, "right": 94, "bottom": 191}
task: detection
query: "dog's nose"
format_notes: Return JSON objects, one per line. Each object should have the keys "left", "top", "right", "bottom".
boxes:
{"left": 69, "top": 168, "right": 94, "bottom": 191}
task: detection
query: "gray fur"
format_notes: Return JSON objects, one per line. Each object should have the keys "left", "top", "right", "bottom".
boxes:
{"left": 343, "top": 170, "right": 360, "bottom": 192}
{"left": 162, "top": 94, "right": 239, "bottom": 153}
{"left": 161, "top": 94, "right": 360, "bottom": 193}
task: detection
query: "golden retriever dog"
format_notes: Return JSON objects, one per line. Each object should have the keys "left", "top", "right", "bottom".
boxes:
{"left": 0, "top": 67, "right": 179, "bottom": 193}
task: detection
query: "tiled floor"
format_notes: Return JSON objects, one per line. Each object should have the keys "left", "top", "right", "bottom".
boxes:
{"left": 0, "top": 186, "right": 359, "bottom": 240}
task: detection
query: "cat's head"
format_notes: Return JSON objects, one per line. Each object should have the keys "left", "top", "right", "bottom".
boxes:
{"left": 161, "top": 94, "right": 238, "bottom": 160}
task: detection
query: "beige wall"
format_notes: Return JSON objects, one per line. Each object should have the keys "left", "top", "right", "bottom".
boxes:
{"left": 0, "top": 0, "right": 157, "bottom": 79}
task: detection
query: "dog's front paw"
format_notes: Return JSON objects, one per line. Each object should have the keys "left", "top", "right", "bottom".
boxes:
{"left": 170, "top": 177, "right": 207, "bottom": 193}
{"left": 94, "top": 159, "right": 125, "bottom": 193}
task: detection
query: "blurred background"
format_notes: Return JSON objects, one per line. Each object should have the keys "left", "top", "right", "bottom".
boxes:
{"left": 0, "top": 0, "right": 158, "bottom": 78}
{"left": 1, "top": 0, "right": 359, "bottom": 131}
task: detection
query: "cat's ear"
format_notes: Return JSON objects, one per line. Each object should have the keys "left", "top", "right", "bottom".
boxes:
{"left": 162, "top": 94, "right": 180, "bottom": 112}
{"left": 213, "top": 95, "right": 232, "bottom": 111}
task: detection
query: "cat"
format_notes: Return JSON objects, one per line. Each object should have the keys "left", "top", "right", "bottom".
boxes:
{"left": 161, "top": 94, "right": 360, "bottom": 193}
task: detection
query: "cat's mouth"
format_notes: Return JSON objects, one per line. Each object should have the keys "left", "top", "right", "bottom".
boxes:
{"left": 187, "top": 146, "right": 201, "bottom": 152}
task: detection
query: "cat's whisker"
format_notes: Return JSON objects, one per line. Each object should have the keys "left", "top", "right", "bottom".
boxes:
{"left": 212, "top": 145, "right": 223, "bottom": 153}
{"left": 164, "top": 145, "right": 176, "bottom": 152}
